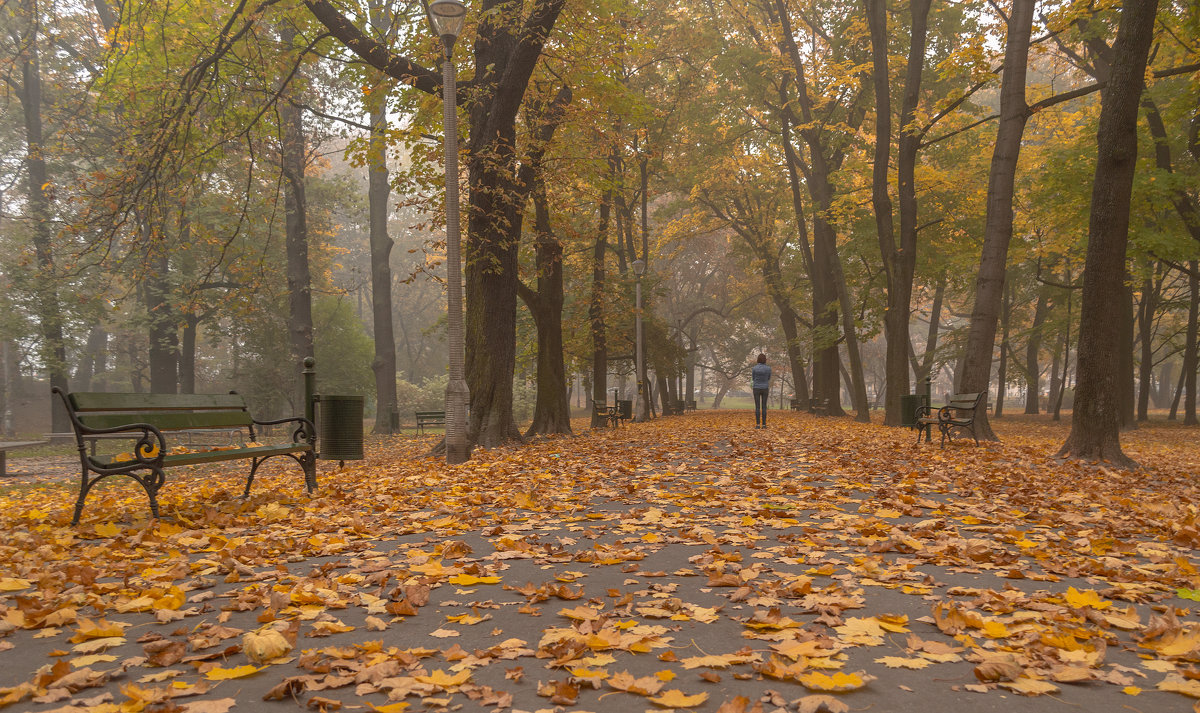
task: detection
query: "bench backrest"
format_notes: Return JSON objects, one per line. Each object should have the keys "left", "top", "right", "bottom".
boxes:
{"left": 66, "top": 392, "right": 253, "bottom": 432}
{"left": 946, "top": 392, "right": 985, "bottom": 410}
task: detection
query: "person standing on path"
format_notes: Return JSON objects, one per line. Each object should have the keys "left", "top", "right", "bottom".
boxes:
{"left": 751, "top": 353, "right": 771, "bottom": 428}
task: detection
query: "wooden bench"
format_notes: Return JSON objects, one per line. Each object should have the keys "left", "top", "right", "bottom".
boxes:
{"left": 415, "top": 410, "right": 446, "bottom": 434}
{"left": 53, "top": 388, "right": 315, "bottom": 525}
{"left": 790, "top": 397, "right": 829, "bottom": 415}
{"left": 0, "top": 440, "right": 48, "bottom": 477}
{"left": 594, "top": 403, "right": 619, "bottom": 427}
{"left": 914, "top": 391, "right": 986, "bottom": 447}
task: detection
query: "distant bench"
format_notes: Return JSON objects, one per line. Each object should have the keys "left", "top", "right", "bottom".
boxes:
{"left": 54, "top": 388, "right": 316, "bottom": 525}
{"left": 415, "top": 410, "right": 446, "bottom": 434}
{"left": 0, "top": 440, "right": 48, "bottom": 477}
{"left": 914, "top": 391, "right": 986, "bottom": 446}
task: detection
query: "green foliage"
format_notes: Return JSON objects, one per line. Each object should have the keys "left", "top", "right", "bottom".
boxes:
{"left": 313, "top": 297, "right": 375, "bottom": 399}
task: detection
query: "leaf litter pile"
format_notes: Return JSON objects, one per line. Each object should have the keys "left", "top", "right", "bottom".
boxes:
{"left": 3, "top": 411, "right": 1200, "bottom": 712}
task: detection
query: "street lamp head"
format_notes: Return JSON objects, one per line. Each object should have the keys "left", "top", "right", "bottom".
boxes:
{"left": 632, "top": 259, "right": 646, "bottom": 277}
{"left": 428, "top": 0, "right": 467, "bottom": 44}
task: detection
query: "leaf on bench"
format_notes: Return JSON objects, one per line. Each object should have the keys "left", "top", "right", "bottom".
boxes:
{"left": 112, "top": 452, "right": 136, "bottom": 463}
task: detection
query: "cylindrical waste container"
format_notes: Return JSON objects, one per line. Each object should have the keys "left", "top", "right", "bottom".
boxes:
{"left": 900, "top": 394, "right": 929, "bottom": 428}
{"left": 315, "top": 395, "right": 364, "bottom": 461}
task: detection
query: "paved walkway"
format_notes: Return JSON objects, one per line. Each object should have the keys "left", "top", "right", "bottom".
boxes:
{"left": 0, "top": 411, "right": 1197, "bottom": 712}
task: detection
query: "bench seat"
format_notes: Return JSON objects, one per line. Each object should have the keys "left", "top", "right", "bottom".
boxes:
{"left": 90, "top": 443, "right": 312, "bottom": 470}
{"left": 54, "top": 388, "right": 316, "bottom": 525}
{"left": 915, "top": 392, "right": 985, "bottom": 447}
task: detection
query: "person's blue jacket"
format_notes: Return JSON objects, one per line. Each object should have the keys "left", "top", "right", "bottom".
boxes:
{"left": 751, "top": 363, "right": 771, "bottom": 390}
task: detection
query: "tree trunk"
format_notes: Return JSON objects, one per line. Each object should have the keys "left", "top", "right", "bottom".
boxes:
{"left": 959, "top": 0, "right": 1035, "bottom": 441}
{"left": 1136, "top": 269, "right": 1159, "bottom": 421}
{"left": 1170, "top": 360, "right": 1186, "bottom": 421}
{"left": 367, "top": 5, "right": 398, "bottom": 435}
{"left": 913, "top": 271, "right": 947, "bottom": 383}
{"left": 775, "top": 0, "right": 866, "bottom": 417}
{"left": 180, "top": 314, "right": 198, "bottom": 394}
{"left": 866, "top": 0, "right": 930, "bottom": 427}
{"left": 777, "top": 104, "right": 812, "bottom": 408}
{"left": 76, "top": 326, "right": 107, "bottom": 392}
{"left": 1155, "top": 361, "right": 1173, "bottom": 409}
{"left": 15, "top": 0, "right": 69, "bottom": 433}
{"left": 1024, "top": 287, "right": 1049, "bottom": 414}
{"left": 521, "top": 185, "right": 571, "bottom": 435}
{"left": 590, "top": 193, "right": 611, "bottom": 428}
{"left": 1119, "top": 277, "right": 1136, "bottom": 429}
{"left": 1058, "top": 0, "right": 1158, "bottom": 467}
{"left": 280, "top": 23, "right": 314, "bottom": 409}
{"left": 1048, "top": 331, "right": 1062, "bottom": 417}
{"left": 1186, "top": 262, "right": 1198, "bottom": 424}
{"left": 147, "top": 247, "right": 178, "bottom": 394}
{"left": 994, "top": 281, "right": 1011, "bottom": 418}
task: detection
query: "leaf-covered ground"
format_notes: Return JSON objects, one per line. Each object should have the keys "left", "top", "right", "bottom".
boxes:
{"left": 2, "top": 411, "right": 1200, "bottom": 712}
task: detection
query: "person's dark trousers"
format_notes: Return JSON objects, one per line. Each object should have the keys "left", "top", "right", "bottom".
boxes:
{"left": 753, "top": 388, "right": 769, "bottom": 426}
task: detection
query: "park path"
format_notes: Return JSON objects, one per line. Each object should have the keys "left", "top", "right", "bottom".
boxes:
{"left": 1, "top": 410, "right": 1199, "bottom": 712}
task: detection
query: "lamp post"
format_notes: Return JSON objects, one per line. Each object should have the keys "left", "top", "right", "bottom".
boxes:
{"left": 429, "top": 0, "right": 470, "bottom": 464}
{"left": 632, "top": 259, "right": 646, "bottom": 422}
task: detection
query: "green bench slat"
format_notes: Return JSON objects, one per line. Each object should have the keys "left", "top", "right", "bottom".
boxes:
{"left": 91, "top": 443, "right": 312, "bottom": 469}
{"left": 77, "top": 411, "right": 252, "bottom": 432}
{"left": 68, "top": 392, "right": 247, "bottom": 411}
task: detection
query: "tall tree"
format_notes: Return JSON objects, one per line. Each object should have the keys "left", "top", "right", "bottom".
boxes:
{"left": 957, "top": 0, "right": 1035, "bottom": 439}
{"left": 865, "top": 0, "right": 932, "bottom": 426}
{"left": 9, "top": 0, "right": 70, "bottom": 433}
{"left": 1058, "top": 0, "right": 1160, "bottom": 467}
{"left": 305, "top": 0, "right": 567, "bottom": 447}
{"left": 367, "top": 0, "right": 398, "bottom": 434}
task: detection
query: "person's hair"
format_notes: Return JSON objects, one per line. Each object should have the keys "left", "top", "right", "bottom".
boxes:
{"left": 757, "top": 353, "right": 767, "bottom": 364}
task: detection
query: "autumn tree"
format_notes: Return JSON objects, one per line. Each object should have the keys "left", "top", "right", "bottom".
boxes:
{"left": 1058, "top": 0, "right": 1159, "bottom": 466}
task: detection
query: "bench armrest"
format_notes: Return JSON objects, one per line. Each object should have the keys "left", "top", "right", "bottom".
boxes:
{"left": 52, "top": 387, "right": 168, "bottom": 460}
{"left": 253, "top": 416, "right": 315, "bottom": 444}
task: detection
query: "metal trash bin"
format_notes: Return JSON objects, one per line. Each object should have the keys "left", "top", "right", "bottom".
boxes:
{"left": 617, "top": 400, "right": 632, "bottom": 421}
{"left": 315, "top": 395, "right": 364, "bottom": 461}
{"left": 900, "top": 394, "right": 929, "bottom": 428}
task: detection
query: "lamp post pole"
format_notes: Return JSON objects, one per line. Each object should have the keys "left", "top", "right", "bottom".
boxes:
{"left": 632, "top": 259, "right": 646, "bottom": 422}
{"left": 429, "top": 0, "right": 470, "bottom": 464}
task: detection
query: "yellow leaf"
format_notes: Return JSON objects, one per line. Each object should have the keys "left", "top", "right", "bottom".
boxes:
{"left": 569, "top": 667, "right": 608, "bottom": 681}
{"left": 559, "top": 606, "right": 602, "bottom": 621}
{"left": 94, "top": 523, "right": 121, "bottom": 537}
{"left": 655, "top": 669, "right": 676, "bottom": 681}
{"left": 68, "top": 618, "right": 125, "bottom": 643}
{"left": 243, "top": 628, "right": 293, "bottom": 664}
{"left": 204, "top": 664, "right": 262, "bottom": 680}
{"left": 1064, "top": 587, "right": 1112, "bottom": 610}
{"left": 414, "top": 669, "right": 471, "bottom": 688}
{"left": 367, "top": 703, "right": 411, "bottom": 713}
{"left": 797, "top": 671, "right": 869, "bottom": 692}
{"left": 875, "top": 614, "right": 910, "bottom": 633}
{"left": 1159, "top": 674, "right": 1200, "bottom": 698}
{"left": 648, "top": 689, "right": 708, "bottom": 708}
{"left": 447, "top": 574, "right": 500, "bottom": 585}
{"left": 981, "top": 620, "right": 1010, "bottom": 639}
{"left": 874, "top": 656, "right": 931, "bottom": 670}
{"left": 0, "top": 578, "right": 31, "bottom": 591}
{"left": 1123, "top": 686, "right": 1142, "bottom": 695}
{"left": 1001, "top": 678, "right": 1059, "bottom": 695}
{"left": 70, "top": 654, "right": 116, "bottom": 667}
